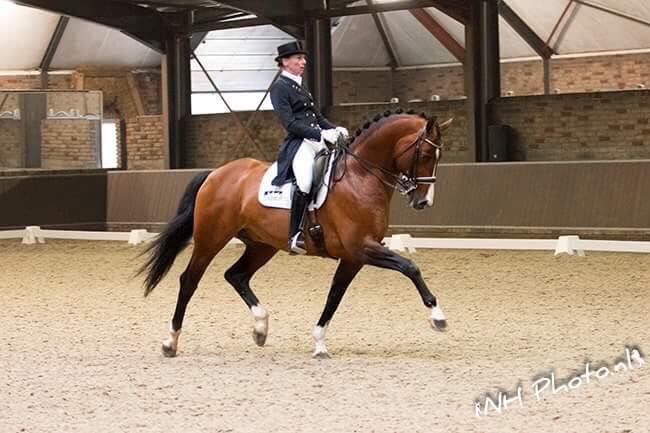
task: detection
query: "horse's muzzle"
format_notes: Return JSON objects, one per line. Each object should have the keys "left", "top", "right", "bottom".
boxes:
{"left": 409, "top": 195, "right": 429, "bottom": 210}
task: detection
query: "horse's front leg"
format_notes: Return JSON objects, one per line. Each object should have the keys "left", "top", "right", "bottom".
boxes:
{"left": 361, "top": 241, "right": 447, "bottom": 331}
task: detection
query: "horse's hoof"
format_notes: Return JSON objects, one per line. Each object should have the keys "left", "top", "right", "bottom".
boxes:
{"left": 252, "top": 329, "right": 267, "bottom": 347}
{"left": 161, "top": 344, "right": 177, "bottom": 357}
{"left": 313, "top": 351, "right": 331, "bottom": 359}
{"left": 429, "top": 318, "right": 448, "bottom": 331}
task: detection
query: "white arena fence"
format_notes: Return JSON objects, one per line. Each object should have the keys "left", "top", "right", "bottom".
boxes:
{"left": 0, "top": 226, "right": 649, "bottom": 256}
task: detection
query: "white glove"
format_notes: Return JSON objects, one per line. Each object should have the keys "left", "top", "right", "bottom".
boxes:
{"left": 335, "top": 126, "right": 349, "bottom": 140}
{"left": 321, "top": 128, "right": 340, "bottom": 144}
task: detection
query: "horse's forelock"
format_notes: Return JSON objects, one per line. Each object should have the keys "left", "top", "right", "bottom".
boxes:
{"left": 426, "top": 115, "right": 438, "bottom": 135}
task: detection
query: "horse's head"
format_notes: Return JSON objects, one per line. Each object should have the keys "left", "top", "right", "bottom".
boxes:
{"left": 393, "top": 116, "right": 453, "bottom": 210}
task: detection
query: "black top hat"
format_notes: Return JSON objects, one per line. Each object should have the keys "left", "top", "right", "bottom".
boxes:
{"left": 275, "top": 41, "right": 308, "bottom": 62}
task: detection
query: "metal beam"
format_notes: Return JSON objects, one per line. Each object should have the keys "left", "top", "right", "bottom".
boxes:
{"left": 191, "top": 16, "right": 270, "bottom": 32}
{"left": 410, "top": 8, "right": 464, "bottom": 63}
{"left": 17, "top": 0, "right": 164, "bottom": 52}
{"left": 193, "top": 7, "right": 250, "bottom": 24}
{"left": 192, "top": 16, "right": 303, "bottom": 39}
{"left": 543, "top": 57, "right": 551, "bottom": 94}
{"left": 214, "top": 0, "right": 468, "bottom": 23}
{"left": 212, "top": 0, "right": 296, "bottom": 17}
{"left": 163, "top": 23, "right": 192, "bottom": 169}
{"left": 305, "top": 17, "right": 333, "bottom": 111}
{"left": 39, "top": 16, "right": 69, "bottom": 89}
{"left": 318, "top": 0, "right": 469, "bottom": 23}
{"left": 484, "top": 0, "right": 501, "bottom": 102}
{"left": 574, "top": 0, "right": 650, "bottom": 28}
{"left": 190, "top": 31, "right": 208, "bottom": 51}
{"left": 205, "top": 1, "right": 304, "bottom": 38}
{"left": 465, "top": 0, "right": 482, "bottom": 163}
{"left": 464, "top": 0, "right": 499, "bottom": 163}
{"left": 366, "top": 0, "right": 399, "bottom": 68}
{"left": 498, "top": 1, "right": 554, "bottom": 59}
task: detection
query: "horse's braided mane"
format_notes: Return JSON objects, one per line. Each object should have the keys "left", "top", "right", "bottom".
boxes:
{"left": 349, "top": 108, "right": 428, "bottom": 144}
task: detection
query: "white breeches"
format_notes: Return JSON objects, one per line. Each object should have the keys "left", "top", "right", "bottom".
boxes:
{"left": 293, "top": 137, "right": 326, "bottom": 193}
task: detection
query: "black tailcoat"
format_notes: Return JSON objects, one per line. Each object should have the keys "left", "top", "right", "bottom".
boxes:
{"left": 270, "top": 74, "right": 335, "bottom": 186}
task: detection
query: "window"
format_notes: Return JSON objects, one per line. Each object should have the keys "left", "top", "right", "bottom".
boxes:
{"left": 101, "top": 120, "right": 118, "bottom": 169}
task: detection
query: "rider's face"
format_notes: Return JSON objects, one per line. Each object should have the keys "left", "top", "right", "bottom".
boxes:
{"left": 282, "top": 54, "right": 306, "bottom": 76}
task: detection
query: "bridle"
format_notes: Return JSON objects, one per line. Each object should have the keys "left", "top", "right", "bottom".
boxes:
{"left": 336, "top": 124, "right": 443, "bottom": 196}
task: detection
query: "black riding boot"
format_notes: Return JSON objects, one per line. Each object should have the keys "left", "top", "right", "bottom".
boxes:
{"left": 288, "top": 188, "right": 310, "bottom": 255}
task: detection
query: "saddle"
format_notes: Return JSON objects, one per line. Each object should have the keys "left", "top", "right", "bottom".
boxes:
{"left": 304, "top": 149, "right": 330, "bottom": 256}
{"left": 258, "top": 149, "right": 337, "bottom": 256}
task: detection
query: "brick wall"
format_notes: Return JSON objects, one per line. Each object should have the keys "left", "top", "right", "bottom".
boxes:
{"left": 125, "top": 115, "right": 165, "bottom": 169}
{"left": 84, "top": 75, "right": 138, "bottom": 119}
{"left": 392, "top": 66, "right": 465, "bottom": 102}
{"left": 333, "top": 70, "right": 393, "bottom": 104}
{"left": 0, "top": 119, "right": 24, "bottom": 167}
{"left": 41, "top": 119, "right": 100, "bottom": 169}
{"left": 491, "top": 90, "right": 650, "bottom": 161}
{"left": 3, "top": 52, "right": 650, "bottom": 170}
{"left": 48, "top": 75, "right": 73, "bottom": 90}
{"left": 1, "top": 68, "right": 162, "bottom": 170}
{"left": 0, "top": 92, "right": 20, "bottom": 112}
{"left": 550, "top": 53, "right": 650, "bottom": 93}
{"left": 133, "top": 72, "right": 162, "bottom": 115}
{"left": 0, "top": 74, "right": 71, "bottom": 90}
{"left": 0, "top": 75, "right": 40, "bottom": 90}
{"left": 332, "top": 52, "right": 650, "bottom": 103}
{"left": 183, "top": 100, "right": 470, "bottom": 167}
{"left": 184, "top": 111, "right": 284, "bottom": 168}
{"left": 501, "top": 60, "right": 545, "bottom": 96}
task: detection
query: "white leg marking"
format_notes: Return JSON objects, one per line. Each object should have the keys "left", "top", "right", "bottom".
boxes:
{"left": 251, "top": 304, "right": 269, "bottom": 346}
{"left": 312, "top": 325, "right": 329, "bottom": 358}
{"left": 431, "top": 306, "right": 446, "bottom": 321}
{"left": 429, "top": 306, "right": 447, "bottom": 331}
{"left": 251, "top": 304, "right": 268, "bottom": 333}
{"left": 163, "top": 322, "right": 181, "bottom": 352}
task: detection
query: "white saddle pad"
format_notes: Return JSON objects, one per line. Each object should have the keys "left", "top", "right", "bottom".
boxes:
{"left": 258, "top": 150, "right": 337, "bottom": 210}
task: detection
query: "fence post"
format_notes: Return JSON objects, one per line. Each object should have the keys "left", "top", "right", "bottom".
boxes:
{"left": 554, "top": 235, "right": 585, "bottom": 256}
{"left": 22, "top": 226, "right": 44, "bottom": 245}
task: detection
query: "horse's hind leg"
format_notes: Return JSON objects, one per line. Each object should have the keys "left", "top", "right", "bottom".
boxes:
{"left": 161, "top": 245, "right": 219, "bottom": 357}
{"left": 224, "top": 242, "right": 278, "bottom": 347}
{"left": 163, "top": 215, "right": 236, "bottom": 357}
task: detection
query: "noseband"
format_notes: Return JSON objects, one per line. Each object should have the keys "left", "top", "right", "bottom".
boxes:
{"left": 394, "top": 125, "right": 443, "bottom": 195}
{"left": 337, "top": 125, "right": 443, "bottom": 196}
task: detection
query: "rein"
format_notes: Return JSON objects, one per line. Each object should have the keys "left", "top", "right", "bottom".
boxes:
{"left": 335, "top": 125, "right": 442, "bottom": 196}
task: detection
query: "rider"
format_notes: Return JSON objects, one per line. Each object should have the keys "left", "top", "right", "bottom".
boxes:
{"left": 270, "top": 41, "right": 348, "bottom": 255}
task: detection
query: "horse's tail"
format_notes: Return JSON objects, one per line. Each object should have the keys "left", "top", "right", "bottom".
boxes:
{"left": 138, "top": 170, "right": 212, "bottom": 297}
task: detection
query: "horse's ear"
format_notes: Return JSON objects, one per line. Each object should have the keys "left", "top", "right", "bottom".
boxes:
{"left": 426, "top": 116, "right": 437, "bottom": 134}
{"left": 439, "top": 118, "right": 454, "bottom": 132}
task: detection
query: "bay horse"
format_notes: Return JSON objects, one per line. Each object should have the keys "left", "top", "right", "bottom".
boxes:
{"left": 139, "top": 109, "right": 453, "bottom": 358}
